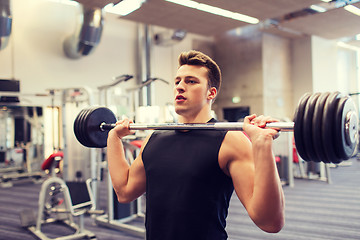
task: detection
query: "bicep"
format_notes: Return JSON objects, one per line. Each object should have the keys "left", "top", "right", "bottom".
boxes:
{"left": 121, "top": 135, "right": 151, "bottom": 202}
{"left": 126, "top": 154, "right": 146, "bottom": 199}
{"left": 222, "top": 132, "right": 255, "bottom": 209}
{"left": 229, "top": 156, "right": 255, "bottom": 210}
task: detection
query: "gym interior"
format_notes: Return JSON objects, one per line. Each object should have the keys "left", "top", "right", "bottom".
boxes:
{"left": 0, "top": 0, "right": 360, "bottom": 239}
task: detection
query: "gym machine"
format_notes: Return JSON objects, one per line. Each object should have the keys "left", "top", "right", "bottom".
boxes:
{"left": 94, "top": 75, "right": 146, "bottom": 237}
{"left": 20, "top": 152, "right": 99, "bottom": 240}
{"left": 0, "top": 105, "right": 45, "bottom": 187}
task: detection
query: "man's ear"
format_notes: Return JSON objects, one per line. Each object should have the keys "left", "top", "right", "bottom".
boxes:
{"left": 207, "top": 87, "right": 217, "bottom": 101}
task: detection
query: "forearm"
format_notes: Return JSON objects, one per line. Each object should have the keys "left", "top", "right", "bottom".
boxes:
{"left": 250, "top": 135, "right": 285, "bottom": 232}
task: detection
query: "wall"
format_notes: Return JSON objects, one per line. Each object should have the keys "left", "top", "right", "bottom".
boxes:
{"left": 0, "top": 0, "right": 138, "bottom": 106}
{"left": 212, "top": 30, "right": 295, "bottom": 121}
{"left": 262, "top": 33, "right": 292, "bottom": 119}
{"left": 311, "top": 36, "right": 339, "bottom": 92}
{"left": 337, "top": 48, "right": 358, "bottom": 94}
{"left": 150, "top": 27, "right": 213, "bottom": 109}
{"left": 0, "top": 0, "right": 210, "bottom": 109}
{"left": 213, "top": 28, "right": 264, "bottom": 120}
{"left": 291, "top": 35, "right": 359, "bottom": 107}
{"left": 291, "top": 36, "right": 313, "bottom": 107}
{"left": 0, "top": 0, "right": 214, "bottom": 179}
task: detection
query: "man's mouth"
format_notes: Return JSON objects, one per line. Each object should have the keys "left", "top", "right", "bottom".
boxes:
{"left": 175, "top": 95, "right": 186, "bottom": 102}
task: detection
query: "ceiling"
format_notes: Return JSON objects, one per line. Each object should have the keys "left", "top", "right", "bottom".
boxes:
{"left": 77, "top": 0, "right": 360, "bottom": 44}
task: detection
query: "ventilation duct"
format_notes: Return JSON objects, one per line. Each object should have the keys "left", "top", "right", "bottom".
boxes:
{"left": 154, "top": 29, "right": 187, "bottom": 46}
{"left": 0, "top": 0, "right": 12, "bottom": 51}
{"left": 63, "top": 5, "right": 104, "bottom": 59}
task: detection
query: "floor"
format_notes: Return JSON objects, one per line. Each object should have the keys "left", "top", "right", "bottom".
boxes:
{"left": 0, "top": 158, "right": 359, "bottom": 240}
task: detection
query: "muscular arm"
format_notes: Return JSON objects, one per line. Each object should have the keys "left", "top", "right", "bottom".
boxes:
{"left": 107, "top": 119, "right": 147, "bottom": 203}
{"left": 221, "top": 115, "right": 285, "bottom": 233}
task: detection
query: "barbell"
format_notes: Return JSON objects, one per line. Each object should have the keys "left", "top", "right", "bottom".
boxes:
{"left": 73, "top": 92, "right": 359, "bottom": 164}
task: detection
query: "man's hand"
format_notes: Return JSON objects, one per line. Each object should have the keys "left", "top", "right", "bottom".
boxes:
{"left": 111, "top": 118, "right": 136, "bottom": 139}
{"left": 243, "top": 114, "right": 280, "bottom": 142}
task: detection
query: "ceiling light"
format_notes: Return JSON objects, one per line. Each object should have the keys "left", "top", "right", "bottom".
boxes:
{"left": 165, "top": 0, "right": 259, "bottom": 24}
{"left": 231, "top": 13, "right": 259, "bottom": 24}
{"left": 104, "top": 0, "right": 145, "bottom": 16}
{"left": 166, "top": 0, "right": 198, "bottom": 9}
{"left": 310, "top": 5, "right": 327, "bottom": 12}
{"left": 320, "top": 0, "right": 332, "bottom": 2}
{"left": 197, "top": 3, "right": 231, "bottom": 16}
{"left": 344, "top": 4, "right": 360, "bottom": 16}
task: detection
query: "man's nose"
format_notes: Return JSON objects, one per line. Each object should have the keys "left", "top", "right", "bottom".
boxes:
{"left": 176, "top": 80, "right": 185, "bottom": 92}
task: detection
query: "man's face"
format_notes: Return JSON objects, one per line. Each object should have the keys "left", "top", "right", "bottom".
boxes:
{"left": 173, "top": 64, "right": 211, "bottom": 117}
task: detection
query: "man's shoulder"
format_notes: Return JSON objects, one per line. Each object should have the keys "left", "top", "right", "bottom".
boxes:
{"left": 220, "top": 131, "right": 252, "bottom": 160}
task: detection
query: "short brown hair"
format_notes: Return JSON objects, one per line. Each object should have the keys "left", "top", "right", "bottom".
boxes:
{"left": 178, "top": 50, "right": 222, "bottom": 91}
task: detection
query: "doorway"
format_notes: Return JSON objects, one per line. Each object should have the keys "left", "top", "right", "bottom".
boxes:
{"left": 223, "top": 107, "right": 250, "bottom": 122}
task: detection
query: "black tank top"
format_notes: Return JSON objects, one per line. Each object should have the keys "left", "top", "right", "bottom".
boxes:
{"left": 142, "top": 120, "right": 234, "bottom": 240}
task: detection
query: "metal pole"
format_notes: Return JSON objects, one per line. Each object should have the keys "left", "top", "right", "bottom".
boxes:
{"left": 287, "top": 132, "right": 294, "bottom": 187}
{"left": 145, "top": 25, "right": 152, "bottom": 106}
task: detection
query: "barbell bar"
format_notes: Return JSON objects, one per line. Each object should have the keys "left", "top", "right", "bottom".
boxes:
{"left": 99, "top": 122, "right": 295, "bottom": 131}
{"left": 73, "top": 92, "right": 359, "bottom": 164}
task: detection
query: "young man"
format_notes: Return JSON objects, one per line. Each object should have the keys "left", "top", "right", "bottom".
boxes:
{"left": 107, "top": 50, "right": 285, "bottom": 240}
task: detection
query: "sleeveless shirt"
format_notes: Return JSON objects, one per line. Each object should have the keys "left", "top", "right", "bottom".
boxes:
{"left": 142, "top": 120, "right": 234, "bottom": 240}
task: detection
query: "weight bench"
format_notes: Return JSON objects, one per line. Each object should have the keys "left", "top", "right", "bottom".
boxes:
{"left": 20, "top": 177, "right": 98, "bottom": 240}
{"left": 41, "top": 151, "right": 64, "bottom": 176}
{"left": 1, "top": 171, "right": 43, "bottom": 186}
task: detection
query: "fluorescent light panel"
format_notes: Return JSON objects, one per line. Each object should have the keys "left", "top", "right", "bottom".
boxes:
{"left": 165, "top": 0, "right": 259, "bottom": 24}
{"left": 344, "top": 4, "right": 360, "bottom": 16}
{"left": 171, "top": 0, "right": 198, "bottom": 9}
{"left": 310, "top": 5, "right": 327, "bottom": 12}
{"left": 105, "top": 0, "right": 145, "bottom": 16}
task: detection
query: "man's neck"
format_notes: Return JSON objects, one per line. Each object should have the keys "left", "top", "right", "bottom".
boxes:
{"left": 177, "top": 107, "right": 213, "bottom": 124}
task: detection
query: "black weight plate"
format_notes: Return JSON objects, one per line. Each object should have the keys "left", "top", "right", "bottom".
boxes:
{"left": 86, "top": 107, "right": 117, "bottom": 148}
{"left": 82, "top": 107, "right": 98, "bottom": 148}
{"left": 302, "top": 92, "right": 321, "bottom": 162}
{"left": 335, "top": 97, "right": 359, "bottom": 161}
{"left": 344, "top": 98, "right": 359, "bottom": 157}
{"left": 76, "top": 107, "right": 98, "bottom": 147}
{"left": 294, "top": 92, "right": 312, "bottom": 161}
{"left": 321, "top": 92, "right": 341, "bottom": 163}
{"left": 334, "top": 97, "right": 348, "bottom": 161}
{"left": 312, "top": 92, "right": 331, "bottom": 163}
{"left": 74, "top": 108, "right": 90, "bottom": 147}
{"left": 79, "top": 107, "right": 97, "bottom": 147}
